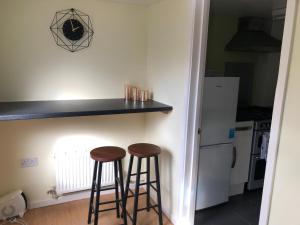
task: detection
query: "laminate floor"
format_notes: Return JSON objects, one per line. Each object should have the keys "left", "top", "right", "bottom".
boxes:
{"left": 194, "top": 190, "right": 262, "bottom": 225}
{"left": 1, "top": 193, "right": 173, "bottom": 225}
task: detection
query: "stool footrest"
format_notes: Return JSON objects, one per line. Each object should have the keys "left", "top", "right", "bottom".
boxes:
{"left": 97, "top": 184, "right": 116, "bottom": 192}
{"left": 153, "top": 206, "right": 159, "bottom": 215}
{"left": 127, "top": 188, "right": 147, "bottom": 198}
{"left": 130, "top": 171, "right": 148, "bottom": 176}
{"left": 137, "top": 204, "right": 158, "bottom": 212}
{"left": 99, "top": 199, "right": 121, "bottom": 206}
{"left": 124, "top": 203, "right": 159, "bottom": 222}
{"left": 139, "top": 180, "right": 156, "bottom": 186}
{"left": 150, "top": 183, "right": 157, "bottom": 191}
{"left": 99, "top": 207, "right": 117, "bottom": 213}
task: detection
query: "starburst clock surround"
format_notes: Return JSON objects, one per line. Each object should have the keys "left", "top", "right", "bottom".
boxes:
{"left": 50, "top": 8, "right": 94, "bottom": 52}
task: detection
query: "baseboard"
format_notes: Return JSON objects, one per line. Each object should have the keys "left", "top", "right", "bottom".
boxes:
{"left": 29, "top": 189, "right": 113, "bottom": 209}
{"left": 29, "top": 184, "right": 136, "bottom": 209}
{"left": 149, "top": 191, "right": 176, "bottom": 225}
{"left": 229, "top": 183, "right": 245, "bottom": 196}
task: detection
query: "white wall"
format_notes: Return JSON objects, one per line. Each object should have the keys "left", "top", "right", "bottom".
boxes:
{"left": 145, "top": 0, "right": 193, "bottom": 221}
{"left": 0, "top": 1, "right": 195, "bottom": 222}
{"left": 0, "top": 115, "right": 145, "bottom": 207}
{"left": 0, "top": 0, "right": 147, "bottom": 101}
{"left": 268, "top": 2, "right": 300, "bottom": 224}
{"left": 0, "top": 0, "right": 147, "bottom": 206}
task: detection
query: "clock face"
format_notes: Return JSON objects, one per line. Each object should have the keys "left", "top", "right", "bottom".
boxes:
{"left": 50, "top": 8, "right": 94, "bottom": 52}
{"left": 63, "top": 19, "right": 84, "bottom": 41}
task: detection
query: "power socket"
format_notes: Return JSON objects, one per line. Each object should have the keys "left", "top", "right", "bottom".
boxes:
{"left": 20, "top": 158, "right": 39, "bottom": 168}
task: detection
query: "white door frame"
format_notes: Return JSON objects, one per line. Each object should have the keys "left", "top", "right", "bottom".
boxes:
{"left": 178, "top": 0, "right": 298, "bottom": 225}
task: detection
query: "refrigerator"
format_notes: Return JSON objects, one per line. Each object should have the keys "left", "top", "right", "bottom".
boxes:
{"left": 196, "top": 77, "right": 239, "bottom": 210}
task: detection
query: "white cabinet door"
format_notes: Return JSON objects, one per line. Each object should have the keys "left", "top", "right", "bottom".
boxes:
{"left": 230, "top": 121, "right": 254, "bottom": 196}
{"left": 196, "top": 143, "right": 233, "bottom": 210}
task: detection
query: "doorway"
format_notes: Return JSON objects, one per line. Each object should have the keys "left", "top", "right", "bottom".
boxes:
{"left": 178, "top": 0, "right": 297, "bottom": 225}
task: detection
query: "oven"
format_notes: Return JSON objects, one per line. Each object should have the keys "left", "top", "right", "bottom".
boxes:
{"left": 247, "top": 120, "right": 271, "bottom": 190}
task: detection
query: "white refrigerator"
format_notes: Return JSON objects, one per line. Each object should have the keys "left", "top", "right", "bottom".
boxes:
{"left": 196, "top": 77, "right": 239, "bottom": 210}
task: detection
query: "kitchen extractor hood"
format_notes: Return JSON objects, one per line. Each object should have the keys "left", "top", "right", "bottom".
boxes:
{"left": 225, "top": 17, "right": 282, "bottom": 53}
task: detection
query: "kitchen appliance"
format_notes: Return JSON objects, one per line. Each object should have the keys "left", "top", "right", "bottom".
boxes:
{"left": 247, "top": 120, "right": 271, "bottom": 190}
{"left": 196, "top": 77, "right": 239, "bottom": 210}
{"left": 0, "top": 190, "right": 27, "bottom": 220}
{"left": 225, "top": 17, "right": 282, "bottom": 53}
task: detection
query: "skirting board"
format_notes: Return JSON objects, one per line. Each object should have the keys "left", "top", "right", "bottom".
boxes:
{"left": 29, "top": 183, "right": 138, "bottom": 209}
{"left": 149, "top": 191, "right": 175, "bottom": 225}
{"left": 28, "top": 188, "right": 114, "bottom": 209}
{"left": 229, "top": 183, "right": 245, "bottom": 196}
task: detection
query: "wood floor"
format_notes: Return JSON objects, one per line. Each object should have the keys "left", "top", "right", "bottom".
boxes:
{"left": 8, "top": 193, "right": 173, "bottom": 225}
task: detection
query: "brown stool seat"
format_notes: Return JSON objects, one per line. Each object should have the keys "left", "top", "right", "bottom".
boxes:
{"left": 90, "top": 146, "right": 126, "bottom": 162}
{"left": 128, "top": 143, "right": 161, "bottom": 158}
{"left": 88, "top": 146, "right": 128, "bottom": 225}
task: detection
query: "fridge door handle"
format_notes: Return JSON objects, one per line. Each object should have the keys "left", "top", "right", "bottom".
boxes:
{"left": 231, "top": 146, "right": 237, "bottom": 168}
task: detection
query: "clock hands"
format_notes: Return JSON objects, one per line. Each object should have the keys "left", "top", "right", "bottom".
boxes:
{"left": 69, "top": 18, "right": 81, "bottom": 32}
{"left": 72, "top": 26, "right": 81, "bottom": 32}
{"left": 70, "top": 19, "right": 74, "bottom": 30}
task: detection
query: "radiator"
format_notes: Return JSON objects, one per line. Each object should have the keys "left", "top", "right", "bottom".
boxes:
{"left": 54, "top": 148, "right": 115, "bottom": 195}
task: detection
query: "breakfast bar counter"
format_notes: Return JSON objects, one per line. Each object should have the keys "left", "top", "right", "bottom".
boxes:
{"left": 0, "top": 98, "right": 173, "bottom": 121}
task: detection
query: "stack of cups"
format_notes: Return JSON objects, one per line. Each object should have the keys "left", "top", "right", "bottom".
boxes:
{"left": 124, "top": 84, "right": 152, "bottom": 102}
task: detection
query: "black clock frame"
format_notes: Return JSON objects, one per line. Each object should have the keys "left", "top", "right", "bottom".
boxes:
{"left": 50, "top": 8, "right": 94, "bottom": 52}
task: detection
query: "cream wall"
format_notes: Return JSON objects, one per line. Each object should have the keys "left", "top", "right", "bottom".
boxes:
{"left": 0, "top": 0, "right": 147, "bottom": 101}
{"left": 0, "top": 0, "right": 147, "bottom": 206}
{"left": 268, "top": 3, "right": 300, "bottom": 224}
{"left": 0, "top": 0, "right": 194, "bottom": 221}
{"left": 145, "top": 0, "right": 193, "bottom": 221}
{"left": 0, "top": 115, "right": 145, "bottom": 206}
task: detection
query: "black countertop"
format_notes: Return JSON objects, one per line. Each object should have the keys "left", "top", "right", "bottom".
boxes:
{"left": 0, "top": 99, "right": 173, "bottom": 121}
{"left": 236, "top": 106, "right": 273, "bottom": 122}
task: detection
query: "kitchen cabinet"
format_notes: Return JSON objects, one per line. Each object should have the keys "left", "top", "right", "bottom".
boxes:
{"left": 230, "top": 121, "right": 254, "bottom": 196}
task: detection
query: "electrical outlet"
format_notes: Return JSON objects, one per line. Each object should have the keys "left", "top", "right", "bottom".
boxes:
{"left": 20, "top": 158, "right": 39, "bottom": 168}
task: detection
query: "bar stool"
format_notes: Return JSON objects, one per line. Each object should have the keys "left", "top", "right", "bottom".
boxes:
{"left": 88, "top": 146, "right": 127, "bottom": 225}
{"left": 124, "top": 143, "right": 163, "bottom": 225}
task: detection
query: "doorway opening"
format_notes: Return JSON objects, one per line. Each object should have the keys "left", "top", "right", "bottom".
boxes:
{"left": 194, "top": 1, "right": 285, "bottom": 224}
{"left": 184, "top": 0, "right": 296, "bottom": 225}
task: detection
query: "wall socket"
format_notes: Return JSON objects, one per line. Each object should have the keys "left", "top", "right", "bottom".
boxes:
{"left": 20, "top": 158, "right": 39, "bottom": 168}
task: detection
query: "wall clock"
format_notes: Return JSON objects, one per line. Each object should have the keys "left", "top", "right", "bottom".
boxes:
{"left": 50, "top": 8, "right": 94, "bottom": 52}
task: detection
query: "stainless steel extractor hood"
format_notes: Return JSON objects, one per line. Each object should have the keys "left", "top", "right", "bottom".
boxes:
{"left": 225, "top": 17, "right": 282, "bottom": 53}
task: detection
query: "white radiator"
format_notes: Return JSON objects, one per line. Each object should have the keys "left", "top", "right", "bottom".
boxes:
{"left": 54, "top": 148, "right": 115, "bottom": 195}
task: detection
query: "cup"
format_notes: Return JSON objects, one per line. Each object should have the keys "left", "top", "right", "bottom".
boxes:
{"left": 140, "top": 90, "right": 146, "bottom": 102}
{"left": 131, "top": 87, "right": 138, "bottom": 102}
{"left": 124, "top": 85, "right": 131, "bottom": 101}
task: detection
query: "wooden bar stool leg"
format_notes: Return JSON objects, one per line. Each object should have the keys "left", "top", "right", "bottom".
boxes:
{"left": 88, "top": 161, "right": 98, "bottom": 224}
{"left": 154, "top": 156, "right": 163, "bottom": 225}
{"left": 146, "top": 157, "right": 151, "bottom": 212}
{"left": 114, "top": 161, "right": 120, "bottom": 218}
{"left": 123, "top": 155, "right": 134, "bottom": 216}
{"left": 118, "top": 159, "right": 128, "bottom": 225}
{"left": 94, "top": 162, "right": 102, "bottom": 225}
{"left": 132, "top": 157, "right": 142, "bottom": 225}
